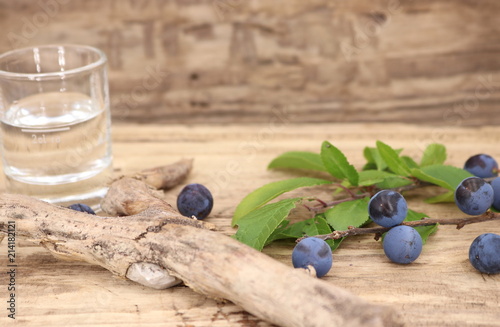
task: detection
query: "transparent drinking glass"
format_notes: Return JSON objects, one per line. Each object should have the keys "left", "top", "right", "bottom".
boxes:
{"left": 0, "top": 44, "right": 113, "bottom": 207}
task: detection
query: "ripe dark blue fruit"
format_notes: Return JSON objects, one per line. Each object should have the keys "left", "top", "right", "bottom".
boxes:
{"left": 383, "top": 225, "right": 422, "bottom": 264}
{"left": 490, "top": 177, "right": 500, "bottom": 211}
{"left": 464, "top": 154, "right": 498, "bottom": 178}
{"left": 68, "top": 203, "right": 96, "bottom": 215}
{"left": 469, "top": 233, "right": 500, "bottom": 274}
{"left": 454, "top": 177, "right": 494, "bottom": 216}
{"left": 176, "top": 183, "right": 213, "bottom": 220}
{"left": 292, "top": 237, "right": 332, "bottom": 277}
{"left": 368, "top": 190, "right": 408, "bottom": 228}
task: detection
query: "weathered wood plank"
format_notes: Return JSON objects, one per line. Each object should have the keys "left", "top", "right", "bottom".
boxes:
{"left": 0, "top": 1, "right": 499, "bottom": 125}
{"left": 1, "top": 123, "right": 500, "bottom": 326}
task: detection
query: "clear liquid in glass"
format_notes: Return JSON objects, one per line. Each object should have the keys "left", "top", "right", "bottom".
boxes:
{"left": 0, "top": 91, "right": 112, "bottom": 206}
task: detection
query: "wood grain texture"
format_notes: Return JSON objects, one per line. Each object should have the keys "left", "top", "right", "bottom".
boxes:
{"left": 0, "top": 1, "right": 499, "bottom": 125}
{"left": 1, "top": 122, "right": 500, "bottom": 326}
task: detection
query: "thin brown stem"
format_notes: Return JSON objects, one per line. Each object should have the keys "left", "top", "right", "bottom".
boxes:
{"left": 307, "top": 192, "right": 371, "bottom": 213}
{"left": 332, "top": 183, "right": 357, "bottom": 198}
{"left": 310, "top": 211, "right": 500, "bottom": 241}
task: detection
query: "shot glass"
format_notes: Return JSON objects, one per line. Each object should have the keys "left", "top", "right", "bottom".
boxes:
{"left": 0, "top": 44, "right": 113, "bottom": 207}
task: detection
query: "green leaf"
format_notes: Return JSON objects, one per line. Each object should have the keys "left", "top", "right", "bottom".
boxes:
{"left": 265, "top": 220, "right": 293, "bottom": 244}
{"left": 414, "top": 224, "right": 439, "bottom": 245}
{"left": 363, "top": 147, "right": 387, "bottom": 171}
{"left": 420, "top": 143, "right": 447, "bottom": 167}
{"left": 363, "top": 146, "right": 375, "bottom": 164}
{"left": 321, "top": 141, "right": 359, "bottom": 186}
{"left": 411, "top": 165, "right": 473, "bottom": 190}
{"left": 424, "top": 191, "right": 455, "bottom": 204}
{"left": 301, "top": 216, "right": 332, "bottom": 237}
{"left": 421, "top": 165, "right": 472, "bottom": 189}
{"left": 405, "top": 209, "right": 428, "bottom": 221}
{"left": 325, "top": 198, "right": 371, "bottom": 231}
{"left": 411, "top": 168, "right": 448, "bottom": 189}
{"left": 405, "top": 209, "right": 438, "bottom": 244}
{"left": 358, "top": 170, "right": 396, "bottom": 185}
{"left": 362, "top": 162, "right": 378, "bottom": 171}
{"left": 266, "top": 216, "right": 342, "bottom": 250}
{"left": 268, "top": 151, "right": 327, "bottom": 172}
{"left": 376, "top": 177, "right": 413, "bottom": 189}
{"left": 232, "top": 177, "right": 331, "bottom": 226}
{"left": 234, "top": 198, "right": 301, "bottom": 251}
{"left": 376, "top": 141, "right": 411, "bottom": 176}
{"left": 358, "top": 170, "right": 413, "bottom": 188}
{"left": 401, "top": 156, "right": 419, "bottom": 169}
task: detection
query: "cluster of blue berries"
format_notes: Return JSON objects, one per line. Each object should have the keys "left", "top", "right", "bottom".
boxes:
{"left": 455, "top": 154, "right": 500, "bottom": 274}
{"left": 456, "top": 154, "right": 500, "bottom": 216}
{"left": 368, "top": 190, "right": 422, "bottom": 264}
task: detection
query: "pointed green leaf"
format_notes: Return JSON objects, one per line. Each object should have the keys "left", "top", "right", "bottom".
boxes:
{"left": 266, "top": 216, "right": 342, "bottom": 250}
{"left": 420, "top": 143, "right": 447, "bottom": 167}
{"left": 325, "top": 198, "right": 370, "bottom": 231}
{"left": 301, "top": 216, "right": 332, "bottom": 237}
{"left": 405, "top": 209, "right": 428, "bottom": 221}
{"left": 364, "top": 146, "right": 404, "bottom": 171}
{"left": 232, "top": 177, "right": 331, "bottom": 226}
{"left": 358, "top": 170, "right": 396, "bottom": 185}
{"left": 414, "top": 224, "right": 439, "bottom": 244}
{"left": 364, "top": 147, "right": 387, "bottom": 171}
{"left": 265, "top": 220, "right": 301, "bottom": 244}
{"left": 421, "top": 164, "right": 472, "bottom": 189}
{"left": 376, "top": 141, "right": 411, "bottom": 176}
{"left": 358, "top": 170, "right": 413, "bottom": 188}
{"left": 321, "top": 141, "right": 359, "bottom": 185}
{"left": 268, "top": 151, "right": 327, "bottom": 172}
{"left": 401, "top": 156, "right": 419, "bottom": 169}
{"left": 362, "top": 162, "right": 378, "bottom": 171}
{"left": 411, "top": 168, "right": 449, "bottom": 189}
{"left": 411, "top": 165, "right": 473, "bottom": 190}
{"left": 234, "top": 198, "right": 301, "bottom": 251}
{"left": 376, "top": 176, "right": 413, "bottom": 189}
{"left": 363, "top": 146, "right": 375, "bottom": 164}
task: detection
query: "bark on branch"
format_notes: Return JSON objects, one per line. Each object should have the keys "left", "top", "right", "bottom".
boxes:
{"left": 0, "top": 162, "right": 403, "bottom": 327}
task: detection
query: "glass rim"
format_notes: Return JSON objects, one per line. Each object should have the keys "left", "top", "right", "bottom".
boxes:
{"left": 0, "top": 44, "right": 107, "bottom": 80}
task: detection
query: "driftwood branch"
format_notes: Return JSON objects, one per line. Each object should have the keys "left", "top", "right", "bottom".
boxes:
{"left": 0, "top": 162, "right": 403, "bottom": 327}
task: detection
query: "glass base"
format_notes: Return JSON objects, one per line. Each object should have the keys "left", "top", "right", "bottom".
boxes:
{"left": 4, "top": 163, "right": 112, "bottom": 212}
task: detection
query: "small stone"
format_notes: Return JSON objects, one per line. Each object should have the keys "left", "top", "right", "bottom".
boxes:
{"left": 126, "top": 262, "right": 182, "bottom": 289}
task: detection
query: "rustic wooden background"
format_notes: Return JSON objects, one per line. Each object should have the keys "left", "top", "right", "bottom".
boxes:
{"left": 1, "top": 0, "right": 499, "bottom": 125}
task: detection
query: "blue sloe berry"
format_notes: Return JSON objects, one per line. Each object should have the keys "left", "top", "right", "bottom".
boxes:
{"left": 368, "top": 190, "right": 408, "bottom": 228}
{"left": 490, "top": 177, "right": 500, "bottom": 211}
{"left": 292, "top": 237, "right": 332, "bottom": 277}
{"left": 176, "top": 183, "right": 213, "bottom": 220}
{"left": 469, "top": 233, "right": 500, "bottom": 274}
{"left": 68, "top": 203, "right": 96, "bottom": 215}
{"left": 464, "top": 154, "right": 498, "bottom": 178}
{"left": 454, "top": 177, "right": 494, "bottom": 216}
{"left": 383, "top": 225, "right": 422, "bottom": 264}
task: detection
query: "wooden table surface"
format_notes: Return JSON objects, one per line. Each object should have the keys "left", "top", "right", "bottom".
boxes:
{"left": 1, "top": 122, "right": 500, "bottom": 327}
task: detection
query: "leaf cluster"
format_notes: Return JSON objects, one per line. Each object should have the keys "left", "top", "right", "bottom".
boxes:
{"left": 232, "top": 141, "right": 472, "bottom": 251}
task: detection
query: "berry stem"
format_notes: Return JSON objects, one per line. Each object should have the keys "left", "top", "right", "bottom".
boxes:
{"left": 307, "top": 192, "right": 371, "bottom": 213}
{"left": 311, "top": 211, "right": 500, "bottom": 241}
